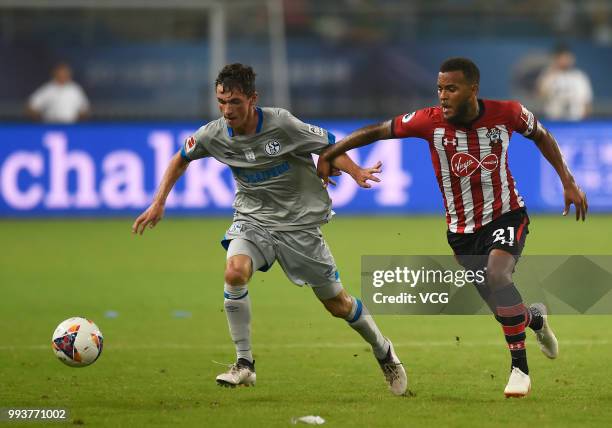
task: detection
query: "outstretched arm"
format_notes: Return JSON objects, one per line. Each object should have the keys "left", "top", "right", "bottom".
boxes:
{"left": 530, "top": 125, "right": 588, "bottom": 220}
{"left": 327, "top": 153, "right": 382, "bottom": 188}
{"left": 322, "top": 121, "right": 393, "bottom": 162}
{"left": 317, "top": 120, "right": 393, "bottom": 184}
{"left": 132, "top": 151, "right": 190, "bottom": 235}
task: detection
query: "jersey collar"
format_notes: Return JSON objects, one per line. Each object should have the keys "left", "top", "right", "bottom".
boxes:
{"left": 464, "top": 99, "right": 486, "bottom": 128}
{"left": 447, "top": 99, "right": 486, "bottom": 129}
{"left": 227, "top": 107, "right": 263, "bottom": 137}
{"left": 474, "top": 99, "right": 486, "bottom": 123}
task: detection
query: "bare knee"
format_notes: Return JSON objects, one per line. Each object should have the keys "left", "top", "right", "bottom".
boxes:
{"left": 322, "top": 290, "right": 353, "bottom": 318}
{"left": 224, "top": 256, "right": 252, "bottom": 286}
{"left": 486, "top": 250, "right": 516, "bottom": 290}
{"left": 225, "top": 269, "right": 249, "bottom": 286}
{"left": 486, "top": 269, "right": 512, "bottom": 290}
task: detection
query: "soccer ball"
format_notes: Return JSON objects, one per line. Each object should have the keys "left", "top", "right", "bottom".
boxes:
{"left": 52, "top": 317, "right": 103, "bottom": 367}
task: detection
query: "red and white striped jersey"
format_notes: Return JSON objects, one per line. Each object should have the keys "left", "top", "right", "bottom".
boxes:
{"left": 392, "top": 99, "right": 538, "bottom": 233}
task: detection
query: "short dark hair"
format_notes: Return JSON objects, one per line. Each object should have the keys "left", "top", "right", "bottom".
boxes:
{"left": 215, "top": 63, "right": 256, "bottom": 97}
{"left": 439, "top": 57, "right": 480, "bottom": 85}
{"left": 53, "top": 61, "right": 71, "bottom": 71}
{"left": 553, "top": 42, "right": 572, "bottom": 56}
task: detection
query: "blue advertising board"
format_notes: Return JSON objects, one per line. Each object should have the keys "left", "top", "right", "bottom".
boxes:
{"left": 1, "top": 121, "right": 611, "bottom": 217}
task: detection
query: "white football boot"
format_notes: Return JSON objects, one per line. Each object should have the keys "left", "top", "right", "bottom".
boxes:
{"left": 504, "top": 367, "right": 531, "bottom": 398}
{"left": 377, "top": 339, "right": 408, "bottom": 396}
{"left": 530, "top": 303, "right": 558, "bottom": 359}
{"left": 216, "top": 358, "right": 256, "bottom": 387}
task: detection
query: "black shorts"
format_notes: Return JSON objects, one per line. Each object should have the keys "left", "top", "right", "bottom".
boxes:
{"left": 447, "top": 208, "right": 530, "bottom": 271}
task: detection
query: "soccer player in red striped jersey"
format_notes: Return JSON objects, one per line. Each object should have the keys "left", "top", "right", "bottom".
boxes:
{"left": 317, "top": 57, "right": 588, "bottom": 398}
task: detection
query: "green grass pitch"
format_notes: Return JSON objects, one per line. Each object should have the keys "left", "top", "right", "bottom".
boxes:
{"left": 1, "top": 215, "right": 612, "bottom": 427}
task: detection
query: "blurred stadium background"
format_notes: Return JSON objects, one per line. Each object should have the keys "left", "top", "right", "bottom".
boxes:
{"left": 2, "top": 1, "right": 612, "bottom": 427}
{"left": 0, "top": 0, "right": 612, "bottom": 120}
{"left": 1, "top": 0, "right": 612, "bottom": 217}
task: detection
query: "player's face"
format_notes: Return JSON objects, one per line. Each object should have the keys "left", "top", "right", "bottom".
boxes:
{"left": 216, "top": 84, "right": 257, "bottom": 130}
{"left": 437, "top": 71, "right": 478, "bottom": 122}
{"left": 53, "top": 65, "right": 72, "bottom": 84}
{"left": 555, "top": 52, "right": 575, "bottom": 70}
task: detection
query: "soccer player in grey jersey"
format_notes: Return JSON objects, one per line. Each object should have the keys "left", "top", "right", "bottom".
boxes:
{"left": 132, "top": 63, "right": 407, "bottom": 395}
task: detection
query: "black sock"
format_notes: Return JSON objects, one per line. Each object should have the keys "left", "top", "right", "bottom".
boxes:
{"left": 528, "top": 305, "right": 544, "bottom": 331}
{"left": 493, "top": 284, "right": 529, "bottom": 375}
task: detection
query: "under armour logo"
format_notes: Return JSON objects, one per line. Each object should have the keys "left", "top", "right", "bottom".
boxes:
{"left": 443, "top": 137, "right": 458, "bottom": 147}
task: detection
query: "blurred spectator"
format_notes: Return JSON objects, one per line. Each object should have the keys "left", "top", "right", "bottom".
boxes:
{"left": 27, "top": 62, "right": 90, "bottom": 123}
{"left": 589, "top": 0, "right": 612, "bottom": 44}
{"left": 537, "top": 44, "right": 593, "bottom": 120}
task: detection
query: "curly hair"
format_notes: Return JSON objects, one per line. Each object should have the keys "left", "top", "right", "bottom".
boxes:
{"left": 215, "top": 63, "right": 257, "bottom": 97}
{"left": 439, "top": 57, "right": 480, "bottom": 85}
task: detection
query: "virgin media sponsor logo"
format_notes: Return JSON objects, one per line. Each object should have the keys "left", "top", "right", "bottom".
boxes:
{"left": 450, "top": 152, "right": 499, "bottom": 177}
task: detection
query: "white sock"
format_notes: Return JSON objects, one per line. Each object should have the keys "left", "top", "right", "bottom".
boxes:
{"left": 345, "top": 297, "right": 389, "bottom": 360}
{"left": 223, "top": 283, "right": 253, "bottom": 363}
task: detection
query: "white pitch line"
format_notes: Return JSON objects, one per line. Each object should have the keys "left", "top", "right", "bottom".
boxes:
{"left": 1, "top": 339, "right": 610, "bottom": 351}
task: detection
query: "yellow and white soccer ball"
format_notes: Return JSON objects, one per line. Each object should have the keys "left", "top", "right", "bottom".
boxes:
{"left": 52, "top": 317, "right": 103, "bottom": 367}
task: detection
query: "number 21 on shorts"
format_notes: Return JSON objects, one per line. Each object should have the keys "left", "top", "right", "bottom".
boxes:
{"left": 492, "top": 227, "right": 515, "bottom": 246}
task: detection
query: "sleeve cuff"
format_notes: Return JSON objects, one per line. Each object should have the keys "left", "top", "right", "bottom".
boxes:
{"left": 327, "top": 131, "right": 336, "bottom": 145}
{"left": 180, "top": 147, "right": 191, "bottom": 162}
